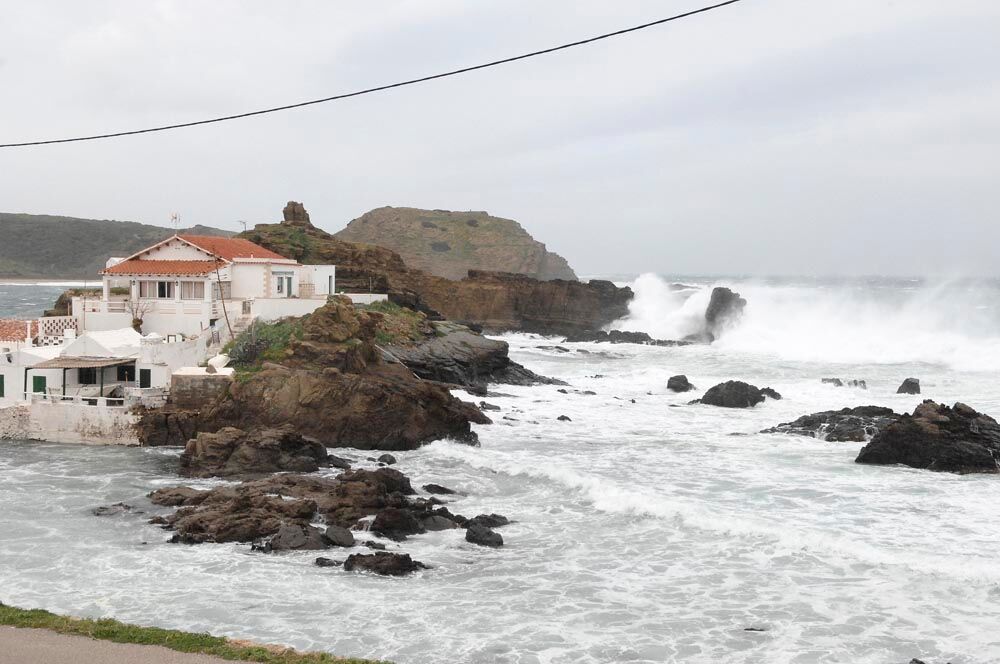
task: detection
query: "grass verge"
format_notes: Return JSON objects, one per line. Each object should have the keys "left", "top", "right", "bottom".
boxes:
{"left": 0, "top": 603, "right": 388, "bottom": 663}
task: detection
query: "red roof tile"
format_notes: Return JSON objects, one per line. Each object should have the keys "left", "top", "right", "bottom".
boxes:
{"left": 0, "top": 319, "right": 38, "bottom": 342}
{"left": 178, "top": 235, "right": 290, "bottom": 261}
{"left": 102, "top": 259, "right": 223, "bottom": 276}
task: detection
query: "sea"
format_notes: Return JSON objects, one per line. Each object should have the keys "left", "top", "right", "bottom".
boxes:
{"left": 1, "top": 275, "right": 999, "bottom": 664}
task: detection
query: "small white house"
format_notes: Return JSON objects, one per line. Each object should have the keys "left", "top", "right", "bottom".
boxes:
{"left": 77, "top": 234, "right": 346, "bottom": 338}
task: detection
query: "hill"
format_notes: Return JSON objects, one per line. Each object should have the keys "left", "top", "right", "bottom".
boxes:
{"left": 334, "top": 207, "right": 577, "bottom": 281}
{"left": 0, "top": 212, "right": 232, "bottom": 279}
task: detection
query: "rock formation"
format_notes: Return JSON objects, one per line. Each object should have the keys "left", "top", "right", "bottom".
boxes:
{"left": 179, "top": 426, "right": 332, "bottom": 478}
{"left": 282, "top": 200, "right": 311, "bottom": 225}
{"left": 696, "top": 381, "right": 781, "bottom": 408}
{"left": 239, "top": 203, "right": 632, "bottom": 335}
{"left": 897, "top": 378, "right": 921, "bottom": 395}
{"left": 335, "top": 206, "right": 576, "bottom": 281}
{"left": 762, "top": 406, "right": 899, "bottom": 442}
{"left": 667, "top": 375, "right": 695, "bottom": 393}
{"left": 855, "top": 401, "right": 1000, "bottom": 473}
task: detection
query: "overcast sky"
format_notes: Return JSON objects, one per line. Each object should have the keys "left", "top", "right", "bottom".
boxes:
{"left": 1, "top": 1, "right": 998, "bottom": 277}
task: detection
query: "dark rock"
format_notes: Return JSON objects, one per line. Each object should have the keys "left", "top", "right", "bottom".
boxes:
{"left": 763, "top": 406, "right": 899, "bottom": 442}
{"left": 698, "top": 381, "right": 774, "bottom": 408}
{"left": 466, "top": 523, "right": 504, "bottom": 547}
{"left": 323, "top": 525, "right": 356, "bottom": 547}
{"left": 422, "top": 483, "right": 456, "bottom": 495}
{"left": 421, "top": 515, "right": 458, "bottom": 531}
{"left": 897, "top": 378, "right": 921, "bottom": 394}
{"left": 265, "top": 524, "right": 329, "bottom": 552}
{"left": 328, "top": 454, "right": 352, "bottom": 470}
{"left": 179, "top": 426, "right": 331, "bottom": 479}
{"left": 703, "top": 287, "right": 747, "bottom": 341}
{"left": 148, "top": 486, "right": 208, "bottom": 507}
{"left": 92, "top": 503, "right": 133, "bottom": 517}
{"left": 822, "top": 378, "right": 844, "bottom": 387}
{"left": 760, "top": 387, "right": 782, "bottom": 401}
{"left": 667, "top": 375, "right": 694, "bottom": 392}
{"left": 557, "top": 415, "right": 572, "bottom": 421}
{"left": 371, "top": 508, "right": 425, "bottom": 540}
{"left": 562, "top": 329, "right": 689, "bottom": 347}
{"left": 362, "top": 541, "right": 387, "bottom": 550}
{"left": 377, "top": 453, "right": 397, "bottom": 465}
{"left": 478, "top": 401, "right": 501, "bottom": 411}
{"left": 314, "top": 557, "right": 342, "bottom": 567}
{"left": 856, "top": 401, "right": 1000, "bottom": 473}
{"left": 343, "top": 552, "right": 428, "bottom": 576}
{"left": 847, "top": 379, "right": 868, "bottom": 389}
{"left": 467, "top": 513, "right": 510, "bottom": 528}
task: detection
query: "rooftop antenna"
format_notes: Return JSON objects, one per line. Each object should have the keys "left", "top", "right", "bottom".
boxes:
{"left": 170, "top": 212, "right": 180, "bottom": 232}
{"left": 237, "top": 220, "right": 247, "bottom": 232}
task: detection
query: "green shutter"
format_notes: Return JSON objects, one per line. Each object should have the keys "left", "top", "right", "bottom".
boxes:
{"left": 0, "top": 374, "right": 5, "bottom": 398}
{"left": 32, "top": 376, "right": 47, "bottom": 394}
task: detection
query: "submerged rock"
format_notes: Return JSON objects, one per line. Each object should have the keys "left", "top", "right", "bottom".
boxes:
{"left": 422, "top": 483, "right": 457, "bottom": 495}
{"left": 343, "top": 552, "right": 428, "bottom": 576}
{"left": 377, "top": 454, "right": 397, "bottom": 465}
{"left": 91, "top": 503, "right": 134, "bottom": 517}
{"left": 897, "top": 378, "right": 921, "bottom": 395}
{"left": 465, "top": 523, "right": 504, "bottom": 548}
{"left": 324, "top": 525, "right": 356, "bottom": 547}
{"left": 314, "top": 557, "right": 342, "bottom": 568}
{"left": 180, "top": 426, "right": 331, "bottom": 478}
{"left": 263, "top": 524, "right": 328, "bottom": 552}
{"left": 371, "top": 507, "right": 425, "bottom": 541}
{"left": 856, "top": 401, "right": 1000, "bottom": 473}
{"left": 697, "top": 381, "right": 780, "bottom": 408}
{"left": 562, "top": 329, "right": 689, "bottom": 346}
{"left": 762, "top": 406, "right": 899, "bottom": 442}
{"left": 667, "top": 375, "right": 695, "bottom": 393}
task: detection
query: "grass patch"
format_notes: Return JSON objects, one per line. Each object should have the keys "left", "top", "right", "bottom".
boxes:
{"left": 226, "top": 318, "right": 304, "bottom": 374}
{"left": 362, "top": 301, "right": 426, "bottom": 346}
{"left": 0, "top": 603, "right": 387, "bottom": 663}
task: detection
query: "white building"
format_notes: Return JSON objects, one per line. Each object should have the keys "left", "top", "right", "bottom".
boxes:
{"left": 79, "top": 234, "right": 343, "bottom": 338}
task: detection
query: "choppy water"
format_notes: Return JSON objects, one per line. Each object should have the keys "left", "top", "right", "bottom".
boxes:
{"left": 2, "top": 276, "right": 999, "bottom": 664}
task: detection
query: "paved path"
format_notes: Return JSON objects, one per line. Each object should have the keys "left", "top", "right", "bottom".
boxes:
{"left": 0, "top": 627, "right": 232, "bottom": 663}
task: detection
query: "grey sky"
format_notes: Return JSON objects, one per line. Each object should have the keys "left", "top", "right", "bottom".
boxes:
{"left": 1, "top": 0, "right": 998, "bottom": 277}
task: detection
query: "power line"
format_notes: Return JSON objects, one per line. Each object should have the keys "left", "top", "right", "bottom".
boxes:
{"left": 0, "top": 0, "right": 746, "bottom": 148}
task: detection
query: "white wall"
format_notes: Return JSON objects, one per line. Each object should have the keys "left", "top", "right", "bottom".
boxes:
{"left": 310, "top": 265, "right": 337, "bottom": 295}
{"left": 23, "top": 401, "right": 139, "bottom": 445}
{"left": 231, "top": 263, "right": 267, "bottom": 299}
{"left": 145, "top": 238, "right": 211, "bottom": 260}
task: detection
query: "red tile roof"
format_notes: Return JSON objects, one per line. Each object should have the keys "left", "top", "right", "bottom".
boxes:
{"left": 0, "top": 319, "right": 38, "bottom": 342}
{"left": 102, "top": 259, "right": 223, "bottom": 276}
{"left": 178, "top": 235, "right": 290, "bottom": 261}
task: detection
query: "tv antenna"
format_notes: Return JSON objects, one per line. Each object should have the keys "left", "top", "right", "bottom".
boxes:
{"left": 169, "top": 212, "right": 181, "bottom": 230}
{"left": 237, "top": 220, "right": 248, "bottom": 232}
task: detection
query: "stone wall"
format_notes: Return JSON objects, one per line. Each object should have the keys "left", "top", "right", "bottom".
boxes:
{"left": 170, "top": 371, "right": 233, "bottom": 410}
{"left": 0, "top": 405, "right": 30, "bottom": 440}
{"left": 25, "top": 402, "right": 139, "bottom": 445}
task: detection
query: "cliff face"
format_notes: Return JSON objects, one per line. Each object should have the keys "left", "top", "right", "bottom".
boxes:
{"left": 239, "top": 203, "right": 631, "bottom": 335}
{"left": 334, "top": 207, "right": 577, "bottom": 281}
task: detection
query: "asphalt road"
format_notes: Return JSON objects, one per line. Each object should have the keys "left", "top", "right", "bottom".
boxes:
{"left": 0, "top": 627, "right": 233, "bottom": 664}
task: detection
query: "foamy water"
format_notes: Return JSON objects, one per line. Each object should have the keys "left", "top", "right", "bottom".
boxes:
{"left": 2, "top": 277, "right": 999, "bottom": 663}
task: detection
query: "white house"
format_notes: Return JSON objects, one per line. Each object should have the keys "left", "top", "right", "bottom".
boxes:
{"left": 77, "top": 234, "right": 345, "bottom": 338}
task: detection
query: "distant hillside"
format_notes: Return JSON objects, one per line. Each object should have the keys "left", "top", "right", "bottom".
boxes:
{"left": 0, "top": 213, "right": 233, "bottom": 279}
{"left": 334, "top": 207, "right": 577, "bottom": 281}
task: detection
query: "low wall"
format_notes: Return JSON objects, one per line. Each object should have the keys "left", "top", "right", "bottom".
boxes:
{"left": 344, "top": 293, "right": 389, "bottom": 305}
{"left": 170, "top": 370, "right": 233, "bottom": 410}
{"left": 0, "top": 405, "right": 30, "bottom": 440}
{"left": 11, "top": 401, "right": 140, "bottom": 445}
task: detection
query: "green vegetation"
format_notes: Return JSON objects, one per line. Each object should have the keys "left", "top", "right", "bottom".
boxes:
{"left": 226, "top": 319, "right": 304, "bottom": 373}
{"left": 363, "top": 301, "right": 426, "bottom": 346}
{"left": 0, "top": 212, "right": 232, "bottom": 278}
{"left": 0, "top": 603, "right": 386, "bottom": 663}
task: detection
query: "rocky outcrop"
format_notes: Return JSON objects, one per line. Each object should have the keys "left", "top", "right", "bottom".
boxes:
{"left": 667, "top": 375, "right": 695, "bottom": 393}
{"left": 822, "top": 378, "right": 868, "bottom": 389}
{"left": 897, "top": 378, "right": 921, "bottom": 395}
{"left": 335, "top": 206, "right": 577, "bottom": 281}
{"left": 562, "top": 330, "right": 691, "bottom": 346}
{"left": 762, "top": 406, "right": 899, "bottom": 442}
{"left": 282, "top": 200, "right": 311, "bottom": 225}
{"left": 343, "top": 552, "right": 428, "bottom": 576}
{"left": 465, "top": 523, "right": 503, "bottom": 548}
{"left": 696, "top": 381, "right": 781, "bottom": 408}
{"left": 239, "top": 204, "right": 633, "bottom": 335}
{"left": 384, "top": 320, "right": 562, "bottom": 393}
{"left": 704, "top": 287, "right": 747, "bottom": 340}
{"left": 855, "top": 401, "right": 1000, "bottom": 473}
{"left": 179, "top": 426, "right": 332, "bottom": 478}
{"left": 134, "top": 407, "right": 200, "bottom": 447}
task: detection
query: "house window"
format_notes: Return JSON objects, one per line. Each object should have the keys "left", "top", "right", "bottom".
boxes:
{"left": 212, "top": 281, "right": 231, "bottom": 300}
{"left": 140, "top": 281, "right": 175, "bottom": 299}
{"left": 117, "top": 365, "right": 136, "bottom": 382}
{"left": 180, "top": 281, "right": 205, "bottom": 300}
{"left": 276, "top": 278, "right": 283, "bottom": 294}
{"left": 79, "top": 368, "right": 98, "bottom": 385}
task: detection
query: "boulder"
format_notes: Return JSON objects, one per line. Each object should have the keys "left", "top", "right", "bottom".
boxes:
{"left": 371, "top": 507, "right": 425, "bottom": 540}
{"left": 180, "top": 426, "right": 330, "bottom": 478}
{"left": 265, "top": 524, "right": 328, "bottom": 552}
{"left": 760, "top": 387, "right": 782, "bottom": 401}
{"left": 314, "top": 557, "right": 341, "bottom": 567}
{"left": 377, "top": 454, "right": 397, "bottom": 465}
{"left": 323, "top": 525, "right": 356, "bottom": 547}
{"left": 897, "top": 378, "right": 921, "bottom": 395}
{"left": 466, "top": 523, "right": 504, "bottom": 547}
{"left": 762, "top": 406, "right": 899, "bottom": 442}
{"left": 856, "top": 401, "right": 1000, "bottom": 473}
{"left": 703, "top": 287, "right": 747, "bottom": 340}
{"left": 698, "top": 381, "right": 778, "bottom": 408}
{"left": 667, "top": 375, "right": 695, "bottom": 393}
{"left": 422, "top": 483, "right": 456, "bottom": 495}
{"left": 821, "top": 378, "right": 844, "bottom": 387}
{"left": 421, "top": 515, "right": 458, "bottom": 531}
{"left": 343, "top": 552, "right": 428, "bottom": 576}
{"left": 467, "top": 513, "right": 510, "bottom": 528}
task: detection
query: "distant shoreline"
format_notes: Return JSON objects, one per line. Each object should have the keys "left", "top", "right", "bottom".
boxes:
{"left": 0, "top": 279, "right": 94, "bottom": 285}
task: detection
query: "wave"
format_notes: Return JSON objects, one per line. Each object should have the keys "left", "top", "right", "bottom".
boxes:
{"left": 614, "top": 273, "right": 1000, "bottom": 371}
